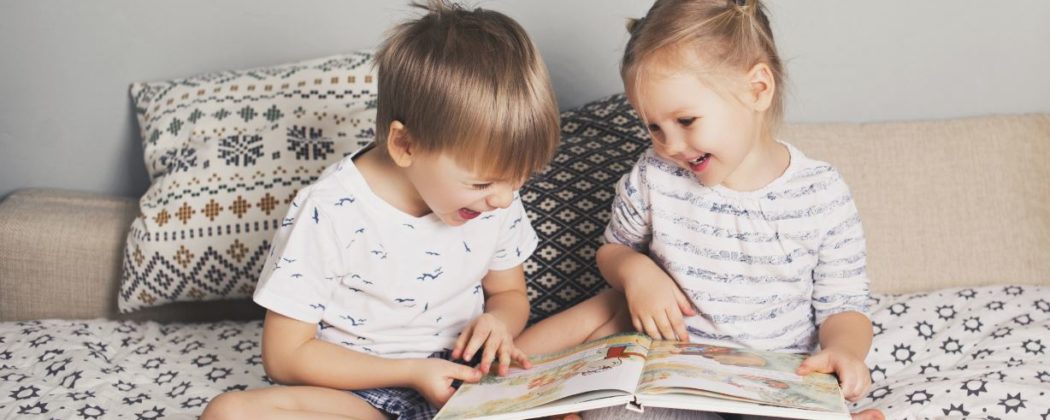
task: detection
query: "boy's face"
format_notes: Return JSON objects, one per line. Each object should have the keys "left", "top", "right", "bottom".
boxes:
{"left": 404, "top": 152, "right": 520, "bottom": 227}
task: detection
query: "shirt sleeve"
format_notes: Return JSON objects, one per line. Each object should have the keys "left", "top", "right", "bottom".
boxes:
{"left": 488, "top": 193, "right": 539, "bottom": 271}
{"left": 811, "top": 170, "right": 872, "bottom": 325}
{"left": 253, "top": 191, "right": 345, "bottom": 324}
{"left": 602, "top": 152, "right": 652, "bottom": 252}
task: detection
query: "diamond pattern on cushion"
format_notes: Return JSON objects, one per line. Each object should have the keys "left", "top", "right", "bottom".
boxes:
{"left": 520, "top": 94, "right": 649, "bottom": 321}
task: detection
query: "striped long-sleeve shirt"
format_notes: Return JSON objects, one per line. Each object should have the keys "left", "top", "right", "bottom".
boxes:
{"left": 604, "top": 142, "right": 870, "bottom": 353}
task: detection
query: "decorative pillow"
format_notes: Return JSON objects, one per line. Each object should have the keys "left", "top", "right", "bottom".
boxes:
{"left": 519, "top": 94, "right": 649, "bottom": 321}
{"left": 121, "top": 52, "right": 377, "bottom": 312}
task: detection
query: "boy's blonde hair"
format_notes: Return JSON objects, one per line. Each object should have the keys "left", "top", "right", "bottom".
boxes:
{"left": 622, "top": 0, "right": 785, "bottom": 132}
{"left": 374, "top": 0, "right": 560, "bottom": 183}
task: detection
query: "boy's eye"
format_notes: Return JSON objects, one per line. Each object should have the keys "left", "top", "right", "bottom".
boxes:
{"left": 647, "top": 123, "right": 661, "bottom": 133}
{"left": 677, "top": 117, "right": 696, "bottom": 126}
{"left": 470, "top": 183, "right": 492, "bottom": 190}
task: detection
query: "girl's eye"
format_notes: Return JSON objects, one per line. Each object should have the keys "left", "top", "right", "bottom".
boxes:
{"left": 471, "top": 183, "right": 492, "bottom": 190}
{"left": 677, "top": 117, "right": 696, "bottom": 127}
{"left": 647, "top": 123, "right": 661, "bottom": 133}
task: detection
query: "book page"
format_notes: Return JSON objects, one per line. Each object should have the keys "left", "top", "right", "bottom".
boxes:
{"left": 435, "top": 333, "right": 652, "bottom": 419}
{"left": 635, "top": 340, "right": 846, "bottom": 413}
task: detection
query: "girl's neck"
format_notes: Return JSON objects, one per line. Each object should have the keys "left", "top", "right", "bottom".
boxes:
{"left": 719, "top": 136, "right": 790, "bottom": 193}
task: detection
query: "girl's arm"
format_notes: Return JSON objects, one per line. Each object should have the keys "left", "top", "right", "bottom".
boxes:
{"left": 596, "top": 242, "right": 696, "bottom": 341}
{"left": 817, "top": 310, "right": 873, "bottom": 359}
{"left": 596, "top": 242, "right": 659, "bottom": 292}
{"left": 797, "top": 310, "right": 873, "bottom": 401}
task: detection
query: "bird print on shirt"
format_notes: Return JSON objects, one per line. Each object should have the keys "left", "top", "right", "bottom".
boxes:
{"left": 416, "top": 267, "right": 444, "bottom": 282}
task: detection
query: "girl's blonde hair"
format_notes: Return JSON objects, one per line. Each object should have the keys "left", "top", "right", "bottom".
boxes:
{"left": 622, "top": 0, "right": 785, "bottom": 133}
{"left": 374, "top": 0, "right": 560, "bottom": 183}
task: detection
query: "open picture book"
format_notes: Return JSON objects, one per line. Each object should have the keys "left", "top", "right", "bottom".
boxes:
{"left": 434, "top": 333, "right": 850, "bottom": 420}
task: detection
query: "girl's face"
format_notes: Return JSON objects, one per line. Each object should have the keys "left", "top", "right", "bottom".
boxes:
{"left": 404, "top": 152, "right": 520, "bottom": 227}
{"left": 626, "top": 65, "right": 767, "bottom": 190}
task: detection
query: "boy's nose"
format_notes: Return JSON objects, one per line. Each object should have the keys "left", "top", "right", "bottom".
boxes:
{"left": 486, "top": 186, "right": 514, "bottom": 210}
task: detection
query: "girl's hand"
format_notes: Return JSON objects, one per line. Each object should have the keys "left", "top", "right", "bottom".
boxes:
{"left": 411, "top": 358, "right": 482, "bottom": 408}
{"left": 796, "top": 347, "right": 872, "bottom": 401}
{"left": 453, "top": 313, "right": 533, "bottom": 376}
{"left": 622, "top": 267, "right": 696, "bottom": 341}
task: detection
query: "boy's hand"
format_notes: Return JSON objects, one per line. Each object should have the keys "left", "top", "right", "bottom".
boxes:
{"left": 796, "top": 346, "right": 872, "bottom": 401}
{"left": 453, "top": 313, "right": 533, "bottom": 376}
{"left": 411, "top": 358, "right": 482, "bottom": 408}
{"left": 622, "top": 267, "right": 696, "bottom": 342}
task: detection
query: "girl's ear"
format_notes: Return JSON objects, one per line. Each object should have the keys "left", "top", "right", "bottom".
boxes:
{"left": 385, "top": 120, "right": 414, "bottom": 168}
{"left": 745, "top": 63, "right": 775, "bottom": 112}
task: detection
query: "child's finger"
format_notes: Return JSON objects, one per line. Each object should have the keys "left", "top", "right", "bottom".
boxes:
{"left": 796, "top": 351, "right": 832, "bottom": 375}
{"left": 448, "top": 362, "right": 483, "bottom": 384}
{"left": 655, "top": 313, "right": 676, "bottom": 342}
{"left": 479, "top": 334, "right": 501, "bottom": 374}
{"left": 497, "top": 342, "right": 512, "bottom": 376}
{"left": 673, "top": 287, "right": 697, "bottom": 317}
{"left": 641, "top": 317, "right": 662, "bottom": 340}
{"left": 631, "top": 316, "right": 642, "bottom": 333}
{"left": 452, "top": 326, "right": 473, "bottom": 360}
{"left": 463, "top": 327, "right": 490, "bottom": 362}
{"left": 667, "top": 308, "right": 689, "bottom": 342}
{"left": 513, "top": 348, "right": 532, "bottom": 369}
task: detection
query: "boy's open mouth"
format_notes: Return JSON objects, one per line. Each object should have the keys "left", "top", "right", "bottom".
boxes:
{"left": 458, "top": 208, "right": 481, "bottom": 220}
{"left": 687, "top": 153, "right": 711, "bottom": 172}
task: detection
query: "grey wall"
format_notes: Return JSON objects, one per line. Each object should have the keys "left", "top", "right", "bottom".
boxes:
{"left": 1, "top": 1, "right": 1048, "bottom": 199}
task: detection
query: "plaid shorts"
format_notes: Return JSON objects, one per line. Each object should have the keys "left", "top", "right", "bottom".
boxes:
{"left": 350, "top": 349, "right": 459, "bottom": 420}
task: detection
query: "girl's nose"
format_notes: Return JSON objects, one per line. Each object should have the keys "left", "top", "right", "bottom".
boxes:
{"left": 661, "top": 133, "right": 687, "bottom": 157}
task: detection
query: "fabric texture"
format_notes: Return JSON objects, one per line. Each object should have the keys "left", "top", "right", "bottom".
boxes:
{"left": 349, "top": 349, "right": 456, "bottom": 420}
{"left": 253, "top": 148, "right": 538, "bottom": 359}
{"left": 3, "top": 286, "right": 1047, "bottom": 418}
{"left": 121, "top": 52, "right": 378, "bottom": 312}
{"left": 603, "top": 143, "right": 869, "bottom": 352}
{"left": 782, "top": 114, "right": 1050, "bottom": 293}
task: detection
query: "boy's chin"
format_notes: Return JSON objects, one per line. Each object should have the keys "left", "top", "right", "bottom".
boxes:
{"left": 439, "top": 214, "right": 470, "bottom": 227}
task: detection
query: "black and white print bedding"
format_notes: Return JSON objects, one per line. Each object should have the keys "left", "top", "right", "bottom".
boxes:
{"left": 2, "top": 285, "right": 1048, "bottom": 419}
{"left": 852, "top": 285, "right": 1050, "bottom": 419}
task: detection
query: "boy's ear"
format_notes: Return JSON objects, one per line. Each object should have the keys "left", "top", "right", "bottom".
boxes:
{"left": 385, "top": 120, "right": 415, "bottom": 168}
{"left": 744, "top": 63, "right": 775, "bottom": 112}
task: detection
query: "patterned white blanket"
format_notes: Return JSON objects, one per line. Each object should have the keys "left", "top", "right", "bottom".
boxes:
{"left": 2, "top": 285, "right": 1048, "bottom": 419}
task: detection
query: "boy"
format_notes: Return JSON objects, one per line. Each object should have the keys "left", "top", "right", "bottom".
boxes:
{"left": 201, "top": 1, "right": 559, "bottom": 419}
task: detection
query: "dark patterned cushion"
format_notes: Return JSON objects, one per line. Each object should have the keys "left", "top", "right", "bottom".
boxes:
{"left": 519, "top": 94, "right": 649, "bottom": 321}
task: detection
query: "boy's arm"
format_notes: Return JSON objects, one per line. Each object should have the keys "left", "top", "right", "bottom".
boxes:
{"left": 452, "top": 264, "right": 533, "bottom": 375}
{"left": 481, "top": 264, "right": 530, "bottom": 337}
{"left": 261, "top": 310, "right": 477, "bottom": 390}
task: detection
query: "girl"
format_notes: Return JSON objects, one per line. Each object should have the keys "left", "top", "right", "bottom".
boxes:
{"left": 516, "top": 1, "right": 883, "bottom": 419}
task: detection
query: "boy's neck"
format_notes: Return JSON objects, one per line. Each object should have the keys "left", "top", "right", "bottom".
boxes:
{"left": 354, "top": 147, "right": 433, "bottom": 217}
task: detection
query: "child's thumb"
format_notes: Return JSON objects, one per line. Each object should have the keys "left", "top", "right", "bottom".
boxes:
{"left": 452, "top": 364, "right": 483, "bottom": 383}
{"left": 796, "top": 352, "right": 831, "bottom": 375}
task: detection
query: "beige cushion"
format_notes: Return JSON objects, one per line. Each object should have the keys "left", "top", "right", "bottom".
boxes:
{"left": 0, "top": 189, "right": 263, "bottom": 322}
{"left": 783, "top": 114, "right": 1050, "bottom": 293}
